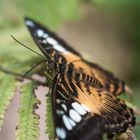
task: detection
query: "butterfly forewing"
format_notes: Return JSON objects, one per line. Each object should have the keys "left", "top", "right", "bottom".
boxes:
{"left": 24, "top": 17, "right": 130, "bottom": 96}
{"left": 24, "top": 17, "right": 136, "bottom": 140}
{"left": 24, "top": 17, "right": 81, "bottom": 57}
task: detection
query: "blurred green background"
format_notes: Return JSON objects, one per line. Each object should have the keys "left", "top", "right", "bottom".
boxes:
{"left": 0, "top": 0, "right": 140, "bottom": 139}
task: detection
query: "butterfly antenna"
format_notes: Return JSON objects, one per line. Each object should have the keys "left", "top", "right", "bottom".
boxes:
{"left": 11, "top": 35, "right": 54, "bottom": 78}
{"left": 11, "top": 35, "right": 45, "bottom": 59}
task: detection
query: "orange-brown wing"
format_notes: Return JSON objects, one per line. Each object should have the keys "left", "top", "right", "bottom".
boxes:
{"left": 62, "top": 52, "right": 131, "bottom": 96}
{"left": 52, "top": 74, "right": 135, "bottom": 140}
{"left": 73, "top": 84, "right": 135, "bottom": 139}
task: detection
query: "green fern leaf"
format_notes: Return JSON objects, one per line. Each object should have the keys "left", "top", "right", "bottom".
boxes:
{"left": 45, "top": 71, "right": 55, "bottom": 140}
{"left": 46, "top": 93, "right": 55, "bottom": 140}
{"left": 0, "top": 74, "right": 17, "bottom": 130}
{"left": 16, "top": 82, "right": 40, "bottom": 140}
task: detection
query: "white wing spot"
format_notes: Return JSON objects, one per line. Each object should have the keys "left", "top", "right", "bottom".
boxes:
{"left": 56, "top": 110, "right": 64, "bottom": 115}
{"left": 72, "top": 102, "right": 86, "bottom": 116}
{"left": 37, "top": 29, "right": 44, "bottom": 37}
{"left": 81, "top": 104, "right": 90, "bottom": 112}
{"left": 56, "top": 99, "right": 61, "bottom": 104}
{"left": 69, "top": 109, "right": 82, "bottom": 123}
{"left": 25, "top": 20, "right": 34, "bottom": 27}
{"left": 56, "top": 127, "right": 66, "bottom": 139}
{"left": 42, "top": 39, "right": 47, "bottom": 44}
{"left": 69, "top": 118, "right": 76, "bottom": 127}
{"left": 53, "top": 44, "right": 67, "bottom": 53}
{"left": 43, "top": 33, "right": 49, "bottom": 38}
{"left": 62, "top": 115, "right": 72, "bottom": 130}
{"left": 47, "top": 37, "right": 57, "bottom": 45}
{"left": 61, "top": 104, "right": 67, "bottom": 111}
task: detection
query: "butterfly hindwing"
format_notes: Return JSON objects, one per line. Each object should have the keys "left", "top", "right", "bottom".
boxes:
{"left": 51, "top": 74, "right": 135, "bottom": 140}
{"left": 52, "top": 80, "right": 104, "bottom": 140}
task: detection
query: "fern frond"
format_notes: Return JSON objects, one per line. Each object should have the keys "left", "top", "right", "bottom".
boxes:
{"left": 45, "top": 71, "right": 55, "bottom": 140}
{"left": 46, "top": 93, "right": 55, "bottom": 140}
{"left": 16, "top": 82, "right": 40, "bottom": 140}
{"left": 0, "top": 74, "right": 17, "bottom": 130}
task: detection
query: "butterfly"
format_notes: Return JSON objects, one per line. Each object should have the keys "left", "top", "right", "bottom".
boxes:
{"left": 24, "top": 17, "right": 136, "bottom": 140}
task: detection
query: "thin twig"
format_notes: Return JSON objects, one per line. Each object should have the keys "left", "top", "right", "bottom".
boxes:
{"left": 0, "top": 66, "right": 46, "bottom": 85}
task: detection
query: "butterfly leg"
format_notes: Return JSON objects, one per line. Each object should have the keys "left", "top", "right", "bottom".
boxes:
{"left": 47, "top": 73, "right": 61, "bottom": 97}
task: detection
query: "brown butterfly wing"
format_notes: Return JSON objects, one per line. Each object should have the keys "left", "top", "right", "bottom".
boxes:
{"left": 61, "top": 52, "right": 128, "bottom": 96}
{"left": 52, "top": 74, "right": 135, "bottom": 140}
{"left": 86, "top": 61, "right": 127, "bottom": 96}
{"left": 52, "top": 80, "right": 104, "bottom": 140}
{"left": 71, "top": 79, "right": 135, "bottom": 132}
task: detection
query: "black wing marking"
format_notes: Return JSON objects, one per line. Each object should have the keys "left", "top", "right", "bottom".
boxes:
{"left": 86, "top": 61, "right": 126, "bottom": 96}
{"left": 24, "top": 17, "right": 81, "bottom": 57}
